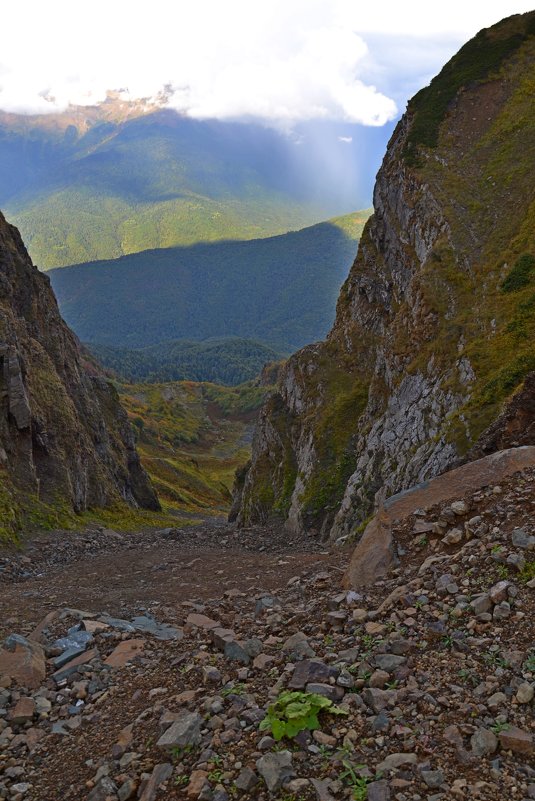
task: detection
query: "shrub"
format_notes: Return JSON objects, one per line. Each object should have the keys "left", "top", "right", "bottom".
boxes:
{"left": 501, "top": 254, "right": 535, "bottom": 293}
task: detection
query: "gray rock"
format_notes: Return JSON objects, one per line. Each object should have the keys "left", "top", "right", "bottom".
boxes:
{"left": 87, "top": 777, "right": 118, "bottom": 801}
{"left": 362, "top": 688, "right": 391, "bottom": 713}
{"left": 376, "top": 752, "right": 417, "bottom": 773}
{"left": 282, "top": 632, "right": 315, "bottom": 659}
{"left": 470, "top": 728, "right": 498, "bottom": 756}
{"left": 421, "top": 770, "right": 444, "bottom": 788}
{"left": 493, "top": 601, "right": 511, "bottom": 620}
{"left": 256, "top": 751, "right": 295, "bottom": 793}
{"left": 512, "top": 528, "right": 535, "bottom": 550}
{"left": 470, "top": 594, "right": 492, "bottom": 616}
{"left": 130, "top": 616, "right": 183, "bottom": 641}
{"left": 289, "top": 660, "right": 339, "bottom": 689}
{"left": 224, "top": 640, "right": 251, "bottom": 664}
{"left": 156, "top": 712, "right": 202, "bottom": 751}
{"left": 516, "top": 682, "right": 534, "bottom": 704}
{"left": 234, "top": 767, "right": 259, "bottom": 792}
{"left": 138, "top": 764, "right": 173, "bottom": 801}
{"left": 305, "top": 683, "right": 344, "bottom": 702}
{"left": 255, "top": 596, "right": 281, "bottom": 616}
{"left": 367, "top": 780, "right": 391, "bottom": 801}
{"left": 243, "top": 638, "right": 264, "bottom": 657}
{"left": 373, "top": 654, "right": 406, "bottom": 673}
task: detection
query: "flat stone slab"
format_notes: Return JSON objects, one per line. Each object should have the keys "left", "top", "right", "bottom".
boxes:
{"left": 105, "top": 639, "right": 145, "bottom": 668}
{"left": 99, "top": 614, "right": 182, "bottom": 641}
{"left": 186, "top": 613, "right": 219, "bottom": 630}
{"left": 52, "top": 648, "right": 99, "bottom": 683}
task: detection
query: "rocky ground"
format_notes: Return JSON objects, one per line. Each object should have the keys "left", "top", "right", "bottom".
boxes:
{"left": 0, "top": 468, "right": 534, "bottom": 801}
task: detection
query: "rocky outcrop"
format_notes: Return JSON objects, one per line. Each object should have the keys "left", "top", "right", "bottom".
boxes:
{"left": 343, "top": 445, "right": 535, "bottom": 587}
{"left": 0, "top": 211, "right": 159, "bottom": 534}
{"left": 236, "top": 12, "right": 535, "bottom": 540}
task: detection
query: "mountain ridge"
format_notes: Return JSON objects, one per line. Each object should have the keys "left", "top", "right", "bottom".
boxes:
{"left": 49, "top": 211, "right": 370, "bottom": 353}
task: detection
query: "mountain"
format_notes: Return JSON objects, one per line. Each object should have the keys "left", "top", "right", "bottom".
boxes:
{"left": 90, "top": 338, "right": 283, "bottom": 386}
{"left": 49, "top": 211, "right": 370, "bottom": 353}
{"left": 0, "top": 210, "right": 159, "bottom": 541}
{"left": 234, "top": 11, "right": 535, "bottom": 538}
{"left": 0, "top": 95, "right": 391, "bottom": 268}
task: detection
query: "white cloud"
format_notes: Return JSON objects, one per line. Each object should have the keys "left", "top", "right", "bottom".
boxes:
{"left": 338, "top": 136, "right": 353, "bottom": 143}
{"left": 0, "top": 0, "right": 532, "bottom": 125}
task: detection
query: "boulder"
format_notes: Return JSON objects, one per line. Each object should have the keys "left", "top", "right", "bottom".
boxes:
{"left": 0, "top": 634, "right": 45, "bottom": 689}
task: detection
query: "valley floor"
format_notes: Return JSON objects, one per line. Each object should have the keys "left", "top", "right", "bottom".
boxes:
{"left": 0, "top": 468, "right": 534, "bottom": 801}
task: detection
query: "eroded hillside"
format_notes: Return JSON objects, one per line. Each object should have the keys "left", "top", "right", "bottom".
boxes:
{"left": 0, "top": 211, "right": 159, "bottom": 541}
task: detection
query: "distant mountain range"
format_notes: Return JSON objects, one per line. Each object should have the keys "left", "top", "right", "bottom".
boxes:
{"left": 0, "top": 95, "right": 392, "bottom": 268}
{"left": 50, "top": 211, "right": 369, "bottom": 366}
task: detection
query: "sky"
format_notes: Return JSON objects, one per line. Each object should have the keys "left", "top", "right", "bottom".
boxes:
{"left": 0, "top": 0, "right": 533, "bottom": 128}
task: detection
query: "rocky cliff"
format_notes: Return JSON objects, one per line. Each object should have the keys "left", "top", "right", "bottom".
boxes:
{"left": 0, "top": 211, "right": 159, "bottom": 537}
{"left": 236, "top": 11, "right": 535, "bottom": 539}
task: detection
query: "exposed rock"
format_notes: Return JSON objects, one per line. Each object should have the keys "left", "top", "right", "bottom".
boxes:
{"left": 0, "top": 210, "right": 159, "bottom": 530}
{"left": 498, "top": 726, "right": 534, "bottom": 756}
{"left": 234, "top": 11, "right": 535, "bottom": 541}
{"left": 470, "top": 728, "right": 498, "bottom": 756}
{"left": 156, "top": 712, "right": 202, "bottom": 751}
{"left": 138, "top": 764, "right": 173, "bottom": 801}
{"left": 0, "top": 634, "right": 45, "bottom": 689}
{"left": 256, "top": 751, "right": 295, "bottom": 793}
{"left": 104, "top": 640, "right": 145, "bottom": 668}
{"left": 345, "top": 447, "right": 535, "bottom": 586}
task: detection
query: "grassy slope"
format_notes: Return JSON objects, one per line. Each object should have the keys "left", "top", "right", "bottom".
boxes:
{"left": 50, "top": 211, "right": 370, "bottom": 354}
{"left": 118, "top": 380, "right": 269, "bottom": 516}
{"left": 403, "top": 14, "right": 535, "bottom": 449}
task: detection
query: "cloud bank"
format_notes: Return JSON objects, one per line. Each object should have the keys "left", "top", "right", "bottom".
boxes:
{"left": 0, "top": 0, "right": 532, "bottom": 125}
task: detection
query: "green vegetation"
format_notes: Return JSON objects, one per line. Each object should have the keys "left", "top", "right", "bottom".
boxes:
{"left": 118, "top": 379, "right": 269, "bottom": 515}
{"left": 259, "top": 691, "right": 347, "bottom": 741}
{"left": 404, "top": 11, "right": 535, "bottom": 163}
{"left": 50, "top": 213, "right": 368, "bottom": 354}
{"left": 340, "top": 762, "right": 372, "bottom": 801}
{"left": 89, "top": 338, "right": 282, "bottom": 386}
{"left": 298, "top": 347, "right": 369, "bottom": 525}
{"left": 501, "top": 253, "right": 535, "bottom": 292}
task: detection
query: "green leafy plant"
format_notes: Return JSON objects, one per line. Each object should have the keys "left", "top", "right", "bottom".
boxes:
{"left": 523, "top": 650, "right": 535, "bottom": 673}
{"left": 174, "top": 775, "right": 189, "bottom": 787}
{"left": 491, "top": 720, "right": 510, "bottom": 734}
{"left": 259, "top": 691, "right": 348, "bottom": 741}
{"left": 519, "top": 560, "right": 535, "bottom": 584}
{"left": 221, "top": 682, "right": 247, "bottom": 698}
{"left": 340, "top": 761, "right": 370, "bottom": 800}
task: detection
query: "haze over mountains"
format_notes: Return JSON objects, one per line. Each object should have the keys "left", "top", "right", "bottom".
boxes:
{"left": 0, "top": 96, "right": 392, "bottom": 269}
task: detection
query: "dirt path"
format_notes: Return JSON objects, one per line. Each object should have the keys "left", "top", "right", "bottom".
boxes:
{"left": 0, "top": 521, "right": 345, "bottom": 639}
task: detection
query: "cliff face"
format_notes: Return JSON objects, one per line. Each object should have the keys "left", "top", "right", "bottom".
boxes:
{"left": 236, "top": 11, "right": 535, "bottom": 539}
{"left": 0, "top": 211, "right": 159, "bottom": 535}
